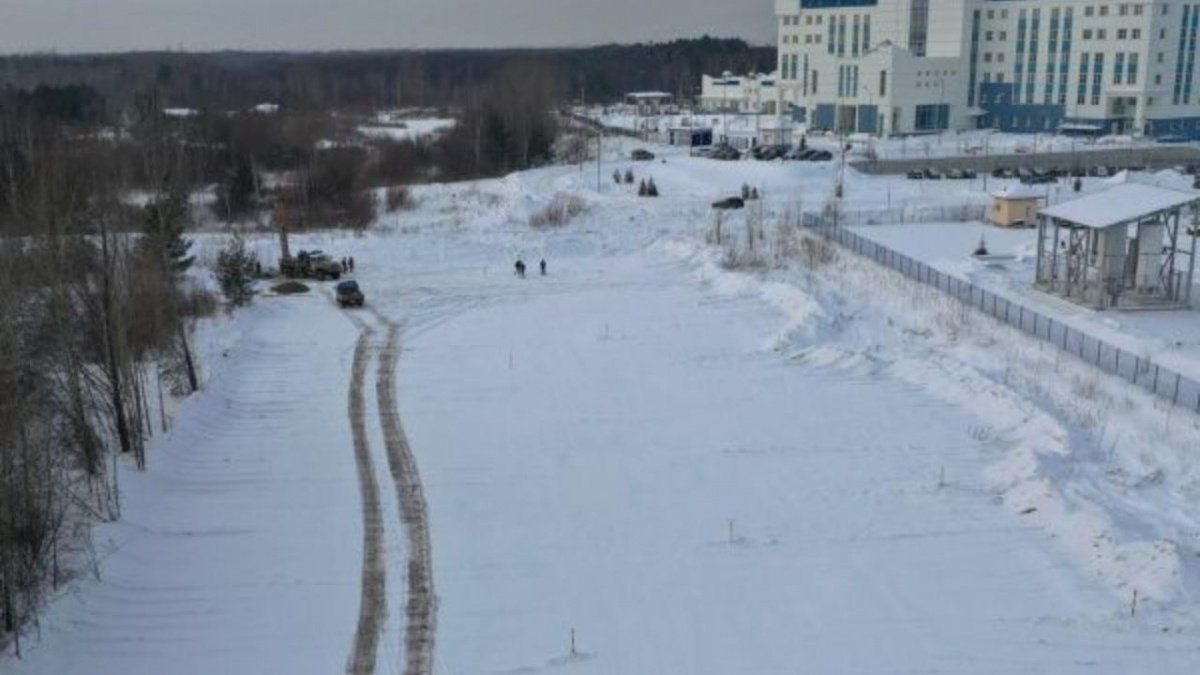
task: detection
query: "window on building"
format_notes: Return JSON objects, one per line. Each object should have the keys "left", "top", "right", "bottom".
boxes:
{"left": 1100, "top": 5, "right": 1109, "bottom": 16}
{"left": 1114, "top": 52, "right": 1125, "bottom": 83}
{"left": 998, "top": 52, "right": 1005, "bottom": 63}
{"left": 1085, "top": 6, "right": 1094, "bottom": 16}
{"left": 879, "top": 70, "right": 887, "bottom": 96}
{"left": 1000, "top": 30, "right": 1008, "bottom": 40}
{"left": 806, "top": 15, "right": 813, "bottom": 25}
{"left": 1128, "top": 52, "right": 1139, "bottom": 84}
{"left": 1156, "top": 73, "right": 1163, "bottom": 84}
{"left": 987, "top": 9, "right": 994, "bottom": 19}
{"left": 1083, "top": 29, "right": 1093, "bottom": 39}
{"left": 984, "top": 52, "right": 993, "bottom": 62}
{"left": 986, "top": 30, "right": 993, "bottom": 41}
{"left": 998, "top": 72, "right": 1005, "bottom": 83}
{"left": 1132, "top": 29, "right": 1141, "bottom": 39}
{"left": 816, "top": 15, "right": 822, "bottom": 24}
{"left": 1118, "top": 28, "right": 1127, "bottom": 39}
{"left": 914, "top": 104, "right": 950, "bottom": 131}
{"left": 1120, "top": 4, "right": 1128, "bottom": 16}
{"left": 811, "top": 70, "right": 818, "bottom": 93}
{"left": 1097, "top": 29, "right": 1107, "bottom": 39}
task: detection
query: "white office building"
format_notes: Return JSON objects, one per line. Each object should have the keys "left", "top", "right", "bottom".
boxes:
{"left": 699, "top": 71, "right": 784, "bottom": 114}
{"left": 775, "top": 0, "right": 1200, "bottom": 138}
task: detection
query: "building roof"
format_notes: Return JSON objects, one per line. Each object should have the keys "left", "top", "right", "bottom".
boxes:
{"left": 1039, "top": 183, "right": 1200, "bottom": 229}
{"left": 992, "top": 183, "right": 1045, "bottom": 200}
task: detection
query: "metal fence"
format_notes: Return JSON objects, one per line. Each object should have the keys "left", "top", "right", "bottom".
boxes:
{"left": 824, "top": 203, "right": 989, "bottom": 227}
{"left": 803, "top": 217, "right": 1200, "bottom": 414}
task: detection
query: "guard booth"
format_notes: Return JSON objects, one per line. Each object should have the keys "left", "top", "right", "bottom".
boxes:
{"left": 1035, "top": 183, "right": 1200, "bottom": 310}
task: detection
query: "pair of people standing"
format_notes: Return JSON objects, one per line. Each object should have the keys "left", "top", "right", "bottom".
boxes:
{"left": 515, "top": 259, "right": 547, "bottom": 278}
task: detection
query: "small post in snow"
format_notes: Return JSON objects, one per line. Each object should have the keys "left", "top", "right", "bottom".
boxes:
{"left": 570, "top": 627, "right": 578, "bottom": 657}
{"left": 1131, "top": 589, "right": 1139, "bottom": 617}
{"left": 728, "top": 519, "right": 735, "bottom": 545}
{"left": 938, "top": 466, "right": 946, "bottom": 490}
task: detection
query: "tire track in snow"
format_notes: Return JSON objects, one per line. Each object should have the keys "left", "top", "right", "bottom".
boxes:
{"left": 347, "top": 325, "right": 387, "bottom": 674}
{"left": 372, "top": 313, "right": 437, "bottom": 675}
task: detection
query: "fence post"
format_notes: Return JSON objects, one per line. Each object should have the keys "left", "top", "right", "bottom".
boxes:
{"left": 1174, "top": 374, "right": 1182, "bottom": 404}
{"left": 1153, "top": 365, "right": 1160, "bottom": 393}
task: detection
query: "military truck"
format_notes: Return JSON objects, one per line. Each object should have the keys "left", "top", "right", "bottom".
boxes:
{"left": 280, "top": 249, "right": 343, "bottom": 280}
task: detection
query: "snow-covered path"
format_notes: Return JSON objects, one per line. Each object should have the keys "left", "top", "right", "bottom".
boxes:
{"left": 7, "top": 297, "right": 381, "bottom": 674}
{"left": 394, "top": 253, "right": 1198, "bottom": 674}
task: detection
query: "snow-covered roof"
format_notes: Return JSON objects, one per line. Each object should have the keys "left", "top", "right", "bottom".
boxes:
{"left": 1039, "top": 183, "right": 1200, "bottom": 229}
{"left": 992, "top": 183, "right": 1045, "bottom": 200}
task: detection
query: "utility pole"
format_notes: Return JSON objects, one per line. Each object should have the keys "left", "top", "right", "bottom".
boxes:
{"left": 596, "top": 130, "right": 603, "bottom": 191}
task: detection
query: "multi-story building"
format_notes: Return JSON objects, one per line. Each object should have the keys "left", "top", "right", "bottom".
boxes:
{"left": 775, "top": 0, "right": 1200, "bottom": 138}
{"left": 699, "top": 71, "right": 783, "bottom": 114}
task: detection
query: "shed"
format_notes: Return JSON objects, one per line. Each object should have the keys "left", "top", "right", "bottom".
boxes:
{"left": 1034, "top": 183, "right": 1200, "bottom": 309}
{"left": 666, "top": 126, "right": 714, "bottom": 147}
{"left": 990, "top": 183, "right": 1044, "bottom": 228}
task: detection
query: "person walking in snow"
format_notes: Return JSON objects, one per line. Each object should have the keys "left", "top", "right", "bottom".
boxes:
{"left": 515, "top": 259, "right": 526, "bottom": 278}
{"left": 540, "top": 259, "right": 547, "bottom": 276}
{"left": 349, "top": 256, "right": 355, "bottom": 272}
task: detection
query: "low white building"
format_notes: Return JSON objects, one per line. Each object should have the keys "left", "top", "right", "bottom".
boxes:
{"left": 700, "top": 71, "right": 783, "bottom": 115}
{"left": 624, "top": 91, "right": 673, "bottom": 116}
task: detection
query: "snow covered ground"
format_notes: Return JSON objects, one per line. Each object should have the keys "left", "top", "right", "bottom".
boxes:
{"left": 357, "top": 118, "right": 456, "bottom": 142}
{"left": 8, "top": 135, "right": 1200, "bottom": 673}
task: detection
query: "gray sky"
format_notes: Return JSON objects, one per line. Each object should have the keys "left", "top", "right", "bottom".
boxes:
{"left": 0, "top": 1, "right": 775, "bottom": 54}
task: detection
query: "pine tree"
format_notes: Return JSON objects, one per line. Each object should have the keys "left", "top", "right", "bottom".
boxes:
{"left": 647, "top": 178, "right": 659, "bottom": 197}
{"left": 624, "top": 169, "right": 634, "bottom": 184}
{"left": 215, "top": 236, "right": 258, "bottom": 307}
{"left": 141, "top": 188, "right": 195, "bottom": 276}
{"left": 222, "top": 154, "right": 257, "bottom": 219}
{"left": 638, "top": 179, "right": 648, "bottom": 196}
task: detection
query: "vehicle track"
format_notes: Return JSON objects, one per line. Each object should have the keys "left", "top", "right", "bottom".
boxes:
{"left": 347, "top": 326, "right": 387, "bottom": 674}
{"left": 372, "top": 313, "right": 438, "bottom": 675}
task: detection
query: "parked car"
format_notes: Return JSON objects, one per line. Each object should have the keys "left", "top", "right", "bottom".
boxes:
{"left": 961, "top": 169, "right": 978, "bottom": 179}
{"left": 752, "top": 144, "right": 789, "bottom": 161}
{"left": 945, "top": 168, "right": 966, "bottom": 180}
{"left": 809, "top": 150, "right": 834, "bottom": 161}
{"left": 922, "top": 168, "right": 943, "bottom": 180}
{"left": 690, "top": 147, "right": 714, "bottom": 158}
{"left": 709, "top": 144, "right": 742, "bottom": 161}
{"left": 783, "top": 146, "right": 812, "bottom": 160}
{"left": 992, "top": 167, "right": 1015, "bottom": 179}
{"left": 631, "top": 149, "right": 655, "bottom": 161}
{"left": 906, "top": 170, "right": 925, "bottom": 180}
{"left": 711, "top": 196, "right": 746, "bottom": 210}
{"left": 336, "top": 280, "right": 365, "bottom": 308}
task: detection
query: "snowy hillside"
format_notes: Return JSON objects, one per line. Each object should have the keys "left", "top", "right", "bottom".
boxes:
{"left": 8, "top": 138, "right": 1200, "bottom": 674}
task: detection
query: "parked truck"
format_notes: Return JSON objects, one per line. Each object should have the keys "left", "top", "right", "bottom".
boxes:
{"left": 280, "top": 249, "right": 343, "bottom": 280}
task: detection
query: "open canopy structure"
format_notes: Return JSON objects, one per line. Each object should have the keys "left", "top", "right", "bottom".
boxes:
{"left": 1035, "top": 183, "right": 1200, "bottom": 310}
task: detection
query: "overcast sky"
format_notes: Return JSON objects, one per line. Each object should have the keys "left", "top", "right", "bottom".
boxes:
{"left": 0, "top": 1, "right": 775, "bottom": 54}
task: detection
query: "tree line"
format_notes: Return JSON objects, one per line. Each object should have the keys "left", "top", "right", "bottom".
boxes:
{"left": 0, "top": 38, "right": 775, "bottom": 112}
{"left": 0, "top": 89, "right": 209, "bottom": 656}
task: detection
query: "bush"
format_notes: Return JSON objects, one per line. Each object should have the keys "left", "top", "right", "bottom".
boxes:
{"left": 529, "top": 193, "right": 587, "bottom": 228}
{"left": 385, "top": 186, "right": 414, "bottom": 213}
